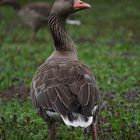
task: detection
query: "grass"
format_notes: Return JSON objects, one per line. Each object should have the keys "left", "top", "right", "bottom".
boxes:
{"left": 0, "top": 0, "right": 140, "bottom": 139}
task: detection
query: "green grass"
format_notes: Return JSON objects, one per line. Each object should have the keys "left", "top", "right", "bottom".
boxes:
{"left": 0, "top": 0, "right": 140, "bottom": 139}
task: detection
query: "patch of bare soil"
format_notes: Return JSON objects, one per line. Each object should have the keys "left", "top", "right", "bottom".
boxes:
{"left": 0, "top": 85, "right": 30, "bottom": 100}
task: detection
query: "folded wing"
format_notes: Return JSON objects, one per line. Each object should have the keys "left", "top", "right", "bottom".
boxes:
{"left": 31, "top": 61, "right": 99, "bottom": 126}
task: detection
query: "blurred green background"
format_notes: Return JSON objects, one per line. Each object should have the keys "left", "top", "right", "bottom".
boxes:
{"left": 0, "top": 0, "right": 140, "bottom": 139}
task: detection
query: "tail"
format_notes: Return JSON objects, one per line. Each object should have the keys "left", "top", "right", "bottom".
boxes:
{"left": 61, "top": 113, "right": 93, "bottom": 128}
{"left": 61, "top": 104, "right": 98, "bottom": 128}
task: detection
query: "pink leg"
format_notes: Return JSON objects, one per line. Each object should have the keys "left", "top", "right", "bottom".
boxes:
{"left": 91, "top": 123, "right": 97, "bottom": 140}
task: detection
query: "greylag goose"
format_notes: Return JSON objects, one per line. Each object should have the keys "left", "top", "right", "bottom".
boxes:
{"left": 30, "top": 0, "right": 99, "bottom": 140}
{"left": 0, "top": 0, "right": 51, "bottom": 40}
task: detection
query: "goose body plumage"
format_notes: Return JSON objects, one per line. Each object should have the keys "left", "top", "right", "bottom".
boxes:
{"left": 31, "top": 59, "right": 99, "bottom": 127}
{"left": 17, "top": 2, "right": 51, "bottom": 32}
{"left": 30, "top": 0, "right": 99, "bottom": 139}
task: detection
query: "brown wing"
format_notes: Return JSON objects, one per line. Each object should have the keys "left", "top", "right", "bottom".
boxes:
{"left": 30, "top": 61, "right": 99, "bottom": 120}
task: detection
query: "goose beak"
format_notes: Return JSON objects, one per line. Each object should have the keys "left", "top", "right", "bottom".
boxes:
{"left": 73, "top": 0, "right": 91, "bottom": 10}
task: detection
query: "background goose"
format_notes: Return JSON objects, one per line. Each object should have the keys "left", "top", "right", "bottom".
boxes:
{"left": 30, "top": 0, "right": 99, "bottom": 140}
{"left": 0, "top": 0, "right": 51, "bottom": 40}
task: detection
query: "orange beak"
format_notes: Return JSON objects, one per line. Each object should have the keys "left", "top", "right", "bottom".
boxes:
{"left": 73, "top": 0, "right": 91, "bottom": 9}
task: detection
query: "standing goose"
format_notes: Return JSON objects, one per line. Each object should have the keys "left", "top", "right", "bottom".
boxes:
{"left": 0, "top": 0, "right": 51, "bottom": 40}
{"left": 30, "top": 0, "right": 99, "bottom": 140}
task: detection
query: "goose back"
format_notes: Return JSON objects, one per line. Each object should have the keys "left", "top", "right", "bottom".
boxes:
{"left": 18, "top": 2, "right": 51, "bottom": 30}
{"left": 31, "top": 59, "right": 99, "bottom": 125}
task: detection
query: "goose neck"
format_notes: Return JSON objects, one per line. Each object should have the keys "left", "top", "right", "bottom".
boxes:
{"left": 48, "top": 13, "right": 76, "bottom": 53}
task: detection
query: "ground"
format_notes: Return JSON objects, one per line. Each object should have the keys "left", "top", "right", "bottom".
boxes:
{"left": 0, "top": 0, "right": 140, "bottom": 139}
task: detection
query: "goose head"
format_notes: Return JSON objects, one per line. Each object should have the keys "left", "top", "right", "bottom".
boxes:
{"left": 51, "top": 0, "right": 91, "bottom": 16}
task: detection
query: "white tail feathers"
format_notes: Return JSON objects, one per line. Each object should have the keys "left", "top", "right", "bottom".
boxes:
{"left": 61, "top": 113, "right": 93, "bottom": 128}
{"left": 92, "top": 105, "right": 98, "bottom": 115}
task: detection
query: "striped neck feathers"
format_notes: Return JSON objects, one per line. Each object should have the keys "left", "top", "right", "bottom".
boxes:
{"left": 48, "top": 13, "right": 76, "bottom": 52}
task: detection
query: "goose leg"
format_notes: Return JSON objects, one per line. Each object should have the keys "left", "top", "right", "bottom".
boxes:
{"left": 68, "top": 127, "right": 73, "bottom": 140}
{"left": 91, "top": 123, "right": 97, "bottom": 140}
{"left": 30, "top": 31, "right": 37, "bottom": 41}
{"left": 48, "top": 122, "right": 56, "bottom": 140}
{"left": 30, "top": 26, "right": 39, "bottom": 41}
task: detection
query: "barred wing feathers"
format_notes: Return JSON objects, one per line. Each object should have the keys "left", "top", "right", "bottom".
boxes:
{"left": 30, "top": 61, "right": 99, "bottom": 127}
